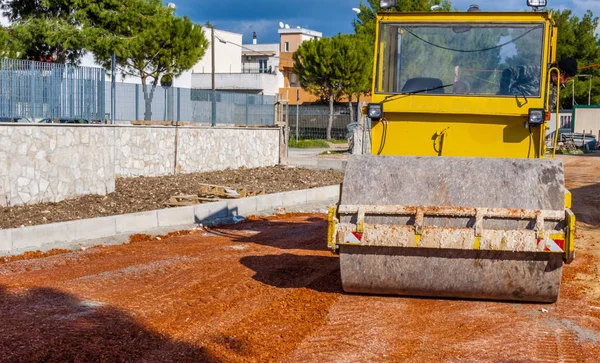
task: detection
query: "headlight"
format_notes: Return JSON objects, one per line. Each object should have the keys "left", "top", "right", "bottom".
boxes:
{"left": 527, "top": 0, "right": 547, "bottom": 7}
{"left": 367, "top": 103, "right": 383, "bottom": 120}
{"left": 528, "top": 108, "right": 545, "bottom": 125}
{"left": 380, "top": 0, "right": 397, "bottom": 10}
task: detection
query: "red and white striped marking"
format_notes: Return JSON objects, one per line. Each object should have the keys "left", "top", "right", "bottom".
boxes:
{"left": 537, "top": 238, "right": 565, "bottom": 252}
{"left": 345, "top": 232, "right": 363, "bottom": 245}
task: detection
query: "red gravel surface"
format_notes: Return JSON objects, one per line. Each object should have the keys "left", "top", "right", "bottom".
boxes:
{"left": 0, "top": 155, "right": 598, "bottom": 362}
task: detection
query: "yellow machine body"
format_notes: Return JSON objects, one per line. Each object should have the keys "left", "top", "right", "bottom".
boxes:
{"left": 329, "top": 10, "right": 576, "bottom": 302}
{"left": 371, "top": 12, "right": 556, "bottom": 158}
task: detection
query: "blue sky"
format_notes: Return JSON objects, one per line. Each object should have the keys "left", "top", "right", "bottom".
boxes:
{"left": 173, "top": 0, "right": 600, "bottom": 44}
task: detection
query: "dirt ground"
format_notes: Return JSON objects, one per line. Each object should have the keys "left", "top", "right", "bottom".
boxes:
{"left": 1, "top": 155, "right": 599, "bottom": 362}
{"left": 0, "top": 166, "right": 344, "bottom": 230}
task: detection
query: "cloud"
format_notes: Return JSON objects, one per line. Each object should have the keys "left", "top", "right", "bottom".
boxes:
{"left": 215, "top": 19, "right": 276, "bottom": 43}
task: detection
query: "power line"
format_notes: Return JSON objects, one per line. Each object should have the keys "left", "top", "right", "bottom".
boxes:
{"left": 214, "top": 35, "right": 295, "bottom": 61}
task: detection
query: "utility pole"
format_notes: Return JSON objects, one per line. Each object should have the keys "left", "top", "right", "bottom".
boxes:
{"left": 572, "top": 79, "right": 575, "bottom": 109}
{"left": 209, "top": 22, "right": 217, "bottom": 126}
{"left": 588, "top": 76, "right": 593, "bottom": 105}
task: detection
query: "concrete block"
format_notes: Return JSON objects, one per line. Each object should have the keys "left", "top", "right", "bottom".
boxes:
{"left": 282, "top": 189, "right": 308, "bottom": 207}
{"left": 226, "top": 196, "right": 258, "bottom": 217}
{"left": 0, "top": 229, "right": 12, "bottom": 253}
{"left": 115, "top": 211, "right": 158, "bottom": 234}
{"left": 74, "top": 216, "right": 116, "bottom": 241}
{"left": 194, "top": 201, "right": 228, "bottom": 223}
{"left": 157, "top": 206, "right": 195, "bottom": 227}
{"left": 11, "top": 221, "right": 77, "bottom": 251}
{"left": 307, "top": 185, "right": 341, "bottom": 203}
{"left": 256, "top": 192, "right": 284, "bottom": 212}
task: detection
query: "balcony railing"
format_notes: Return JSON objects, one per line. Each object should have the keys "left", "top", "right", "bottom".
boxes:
{"left": 241, "top": 65, "right": 274, "bottom": 74}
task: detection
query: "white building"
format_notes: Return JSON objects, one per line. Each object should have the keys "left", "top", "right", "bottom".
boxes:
{"left": 192, "top": 28, "right": 242, "bottom": 75}
{"left": 191, "top": 30, "right": 282, "bottom": 95}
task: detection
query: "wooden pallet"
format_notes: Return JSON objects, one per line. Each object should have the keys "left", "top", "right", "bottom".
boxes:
{"left": 169, "top": 184, "right": 265, "bottom": 206}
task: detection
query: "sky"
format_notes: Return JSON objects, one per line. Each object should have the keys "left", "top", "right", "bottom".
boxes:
{"left": 173, "top": 0, "right": 600, "bottom": 44}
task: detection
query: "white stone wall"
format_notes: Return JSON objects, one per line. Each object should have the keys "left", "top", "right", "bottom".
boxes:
{"left": 177, "top": 128, "right": 279, "bottom": 173}
{"left": 115, "top": 127, "right": 176, "bottom": 177}
{"left": 0, "top": 126, "right": 115, "bottom": 207}
{"left": 0, "top": 124, "right": 280, "bottom": 207}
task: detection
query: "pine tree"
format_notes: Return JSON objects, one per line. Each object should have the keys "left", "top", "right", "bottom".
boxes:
{"left": 293, "top": 37, "right": 339, "bottom": 140}
{"left": 86, "top": 0, "right": 208, "bottom": 120}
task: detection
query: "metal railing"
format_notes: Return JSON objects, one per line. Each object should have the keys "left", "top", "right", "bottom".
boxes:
{"left": 285, "top": 105, "right": 353, "bottom": 140}
{"left": 108, "top": 84, "right": 276, "bottom": 125}
{"left": 0, "top": 58, "right": 105, "bottom": 121}
{"left": 0, "top": 58, "right": 277, "bottom": 125}
{"left": 241, "top": 65, "right": 274, "bottom": 74}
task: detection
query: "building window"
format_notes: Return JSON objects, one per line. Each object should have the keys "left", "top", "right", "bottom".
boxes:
{"left": 284, "top": 42, "right": 289, "bottom": 52}
{"left": 289, "top": 72, "right": 300, "bottom": 87}
{"left": 259, "top": 59, "right": 267, "bottom": 73}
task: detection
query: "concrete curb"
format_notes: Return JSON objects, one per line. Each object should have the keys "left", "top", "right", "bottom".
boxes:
{"left": 287, "top": 158, "right": 347, "bottom": 170}
{"left": 0, "top": 185, "right": 340, "bottom": 255}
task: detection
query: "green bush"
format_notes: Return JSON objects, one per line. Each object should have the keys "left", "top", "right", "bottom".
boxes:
{"left": 288, "top": 139, "right": 330, "bottom": 149}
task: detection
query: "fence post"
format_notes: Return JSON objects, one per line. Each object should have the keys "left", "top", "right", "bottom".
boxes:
{"left": 135, "top": 84, "right": 139, "bottom": 121}
{"left": 177, "top": 88, "right": 181, "bottom": 122}
{"left": 30, "top": 63, "right": 35, "bottom": 120}
{"left": 111, "top": 51, "right": 116, "bottom": 125}
{"left": 211, "top": 90, "right": 217, "bottom": 126}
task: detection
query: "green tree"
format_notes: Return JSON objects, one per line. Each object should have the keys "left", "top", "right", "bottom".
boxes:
{"left": 86, "top": 0, "right": 208, "bottom": 120}
{"left": 353, "top": 0, "right": 452, "bottom": 47}
{"left": 553, "top": 9, "right": 600, "bottom": 108}
{"left": 293, "top": 37, "right": 340, "bottom": 139}
{"left": 332, "top": 33, "right": 372, "bottom": 124}
{"left": 352, "top": 0, "right": 453, "bottom": 95}
{"left": 1, "top": 0, "right": 87, "bottom": 63}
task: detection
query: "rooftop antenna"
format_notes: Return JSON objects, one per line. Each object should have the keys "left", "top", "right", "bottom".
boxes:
{"left": 285, "top": 24, "right": 290, "bottom": 29}
{"left": 279, "top": 21, "right": 284, "bottom": 29}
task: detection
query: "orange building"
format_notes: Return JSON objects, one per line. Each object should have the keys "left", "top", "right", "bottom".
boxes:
{"left": 277, "top": 27, "right": 322, "bottom": 105}
{"left": 276, "top": 27, "right": 371, "bottom": 105}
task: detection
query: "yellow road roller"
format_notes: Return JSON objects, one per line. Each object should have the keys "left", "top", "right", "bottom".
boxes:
{"left": 328, "top": 2, "right": 576, "bottom": 302}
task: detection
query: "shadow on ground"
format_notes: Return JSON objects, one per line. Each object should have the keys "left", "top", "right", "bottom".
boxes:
{"left": 209, "top": 215, "right": 330, "bottom": 251}
{"left": 0, "top": 286, "right": 217, "bottom": 362}
{"left": 239, "top": 254, "right": 342, "bottom": 293}
{"left": 570, "top": 182, "right": 600, "bottom": 227}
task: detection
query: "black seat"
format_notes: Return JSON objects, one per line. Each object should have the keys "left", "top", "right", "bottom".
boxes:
{"left": 401, "top": 77, "right": 445, "bottom": 94}
{"left": 498, "top": 69, "right": 513, "bottom": 95}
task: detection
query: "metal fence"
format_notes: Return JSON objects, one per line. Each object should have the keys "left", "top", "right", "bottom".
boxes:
{"left": 0, "top": 57, "right": 281, "bottom": 126}
{"left": 0, "top": 58, "right": 105, "bottom": 121}
{"left": 107, "top": 83, "right": 275, "bottom": 125}
{"left": 285, "top": 104, "right": 353, "bottom": 140}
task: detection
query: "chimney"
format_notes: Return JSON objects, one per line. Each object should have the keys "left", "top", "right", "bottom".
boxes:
{"left": 253, "top": 32, "right": 257, "bottom": 45}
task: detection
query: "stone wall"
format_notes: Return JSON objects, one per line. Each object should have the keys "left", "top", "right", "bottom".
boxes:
{"left": 0, "top": 124, "right": 280, "bottom": 207}
{"left": 0, "top": 126, "right": 115, "bottom": 207}
{"left": 177, "top": 128, "right": 279, "bottom": 173}
{"left": 115, "top": 127, "right": 176, "bottom": 177}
